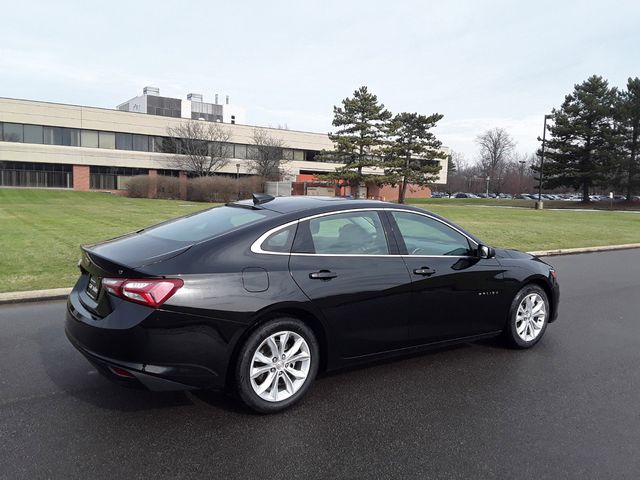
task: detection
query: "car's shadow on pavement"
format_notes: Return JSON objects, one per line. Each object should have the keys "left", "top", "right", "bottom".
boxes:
{"left": 40, "top": 319, "right": 506, "bottom": 415}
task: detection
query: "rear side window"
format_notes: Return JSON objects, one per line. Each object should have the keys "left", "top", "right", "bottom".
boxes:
{"left": 143, "top": 206, "right": 273, "bottom": 243}
{"left": 293, "top": 211, "right": 389, "bottom": 255}
{"left": 261, "top": 224, "right": 297, "bottom": 253}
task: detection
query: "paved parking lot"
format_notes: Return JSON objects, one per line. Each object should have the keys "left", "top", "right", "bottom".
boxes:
{"left": 1, "top": 249, "right": 639, "bottom": 479}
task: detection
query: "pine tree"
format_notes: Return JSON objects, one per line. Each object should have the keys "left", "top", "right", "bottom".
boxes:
{"left": 542, "top": 75, "right": 619, "bottom": 202}
{"left": 383, "top": 112, "right": 445, "bottom": 203}
{"left": 616, "top": 77, "right": 640, "bottom": 201}
{"left": 447, "top": 155, "right": 457, "bottom": 174}
{"left": 318, "top": 86, "right": 391, "bottom": 198}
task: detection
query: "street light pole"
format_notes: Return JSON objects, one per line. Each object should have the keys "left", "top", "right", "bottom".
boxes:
{"left": 538, "top": 114, "right": 552, "bottom": 204}
{"left": 518, "top": 160, "right": 526, "bottom": 194}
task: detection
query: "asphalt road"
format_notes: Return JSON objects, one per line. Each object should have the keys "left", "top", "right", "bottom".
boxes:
{"left": 1, "top": 250, "right": 639, "bottom": 479}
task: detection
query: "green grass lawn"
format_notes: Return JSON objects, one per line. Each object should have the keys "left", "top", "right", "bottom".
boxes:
{"left": 1, "top": 189, "right": 639, "bottom": 293}
{"left": 0, "top": 189, "right": 213, "bottom": 293}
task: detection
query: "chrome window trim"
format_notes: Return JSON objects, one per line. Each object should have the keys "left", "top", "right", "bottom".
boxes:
{"left": 250, "top": 207, "right": 479, "bottom": 258}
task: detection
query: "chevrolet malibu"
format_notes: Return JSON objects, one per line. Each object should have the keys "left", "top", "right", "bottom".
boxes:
{"left": 66, "top": 195, "right": 559, "bottom": 413}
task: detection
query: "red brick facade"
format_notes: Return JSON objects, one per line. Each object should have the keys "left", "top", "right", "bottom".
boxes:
{"left": 293, "top": 174, "right": 432, "bottom": 200}
{"left": 148, "top": 169, "right": 158, "bottom": 198}
{"left": 367, "top": 183, "right": 432, "bottom": 201}
{"left": 72, "top": 165, "right": 90, "bottom": 191}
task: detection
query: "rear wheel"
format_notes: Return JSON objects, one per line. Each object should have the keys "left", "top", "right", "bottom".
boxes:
{"left": 235, "top": 317, "right": 319, "bottom": 413}
{"left": 504, "top": 285, "right": 549, "bottom": 349}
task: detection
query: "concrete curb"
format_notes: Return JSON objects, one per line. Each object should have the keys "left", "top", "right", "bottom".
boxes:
{"left": 0, "top": 287, "right": 71, "bottom": 306}
{"left": 1, "top": 243, "right": 639, "bottom": 305}
{"left": 528, "top": 243, "right": 640, "bottom": 257}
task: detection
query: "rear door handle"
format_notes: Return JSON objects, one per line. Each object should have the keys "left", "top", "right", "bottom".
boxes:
{"left": 413, "top": 267, "right": 436, "bottom": 276}
{"left": 309, "top": 270, "right": 338, "bottom": 280}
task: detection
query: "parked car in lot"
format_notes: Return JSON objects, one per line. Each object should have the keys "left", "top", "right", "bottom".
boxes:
{"left": 453, "top": 192, "right": 480, "bottom": 198}
{"left": 65, "top": 195, "right": 560, "bottom": 413}
{"left": 431, "top": 191, "right": 449, "bottom": 198}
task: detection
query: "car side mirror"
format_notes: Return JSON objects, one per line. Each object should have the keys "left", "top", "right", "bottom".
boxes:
{"left": 478, "top": 244, "right": 495, "bottom": 259}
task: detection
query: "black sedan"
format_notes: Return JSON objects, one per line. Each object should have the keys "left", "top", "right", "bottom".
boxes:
{"left": 66, "top": 195, "right": 559, "bottom": 413}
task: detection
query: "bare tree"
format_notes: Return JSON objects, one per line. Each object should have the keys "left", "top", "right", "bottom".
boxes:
{"left": 246, "top": 128, "right": 289, "bottom": 180}
{"left": 450, "top": 150, "right": 468, "bottom": 172}
{"left": 475, "top": 127, "right": 515, "bottom": 193}
{"left": 164, "top": 121, "right": 232, "bottom": 176}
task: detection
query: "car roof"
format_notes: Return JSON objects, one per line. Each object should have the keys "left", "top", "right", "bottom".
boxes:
{"left": 230, "top": 195, "right": 399, "bottom": 214}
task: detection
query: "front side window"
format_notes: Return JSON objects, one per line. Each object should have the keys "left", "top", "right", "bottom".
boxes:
{"left": 294, "top": 211, "right": 388, "bottom": 255}
{"left": 391, "top": 211, "right": 473, "bottom": 256}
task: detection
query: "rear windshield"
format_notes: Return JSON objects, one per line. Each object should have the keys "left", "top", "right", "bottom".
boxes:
{"left": 142, "top": 206, "right": 273, "bottom": 243}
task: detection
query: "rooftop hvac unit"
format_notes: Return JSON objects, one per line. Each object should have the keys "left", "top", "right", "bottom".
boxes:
{"left": 143, "top": 86, "right": 160, "bottom": 96}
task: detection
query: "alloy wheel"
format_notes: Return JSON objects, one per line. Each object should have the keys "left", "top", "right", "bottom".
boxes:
{"left": 515, "top": 293, "right": 547, "bottom": 342}
{"left": 249, "top": 330, "right": 311, "bottom": 402}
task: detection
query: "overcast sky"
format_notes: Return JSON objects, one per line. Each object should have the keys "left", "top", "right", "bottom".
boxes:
{"left": 1, "top": 0, "right": 638, "bottom": 160}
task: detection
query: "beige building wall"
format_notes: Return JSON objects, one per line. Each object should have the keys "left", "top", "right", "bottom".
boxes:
{"left": 0, "top": 97, "right": 448, "bottom": 184}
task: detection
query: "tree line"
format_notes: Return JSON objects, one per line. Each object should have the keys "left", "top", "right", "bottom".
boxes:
{"left": 161, "top": 86, "right": 448, "bottom": 204}
{"left": 446, "top": 75, "right": 639, "bottom": 203}
{"left": 318, "top": 86, "right": 446, "bottom": 203}
{"left": 540, "top": 75, "right": 639, "bottom": 203}
{"left": 160, "top": 76, "right": 640, "bottom": 204}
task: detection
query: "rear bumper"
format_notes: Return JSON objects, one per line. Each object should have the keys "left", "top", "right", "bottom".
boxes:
{"left": 65, "top": 329, "right": 198, "bottom": 391}
{"left": 65, "top": 285, "right": 236, "bottom": 391}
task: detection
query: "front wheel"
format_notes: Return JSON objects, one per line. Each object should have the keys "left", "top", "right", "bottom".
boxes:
{"left": 504, "top": 285, "right": 550, "bottom": 349}
{"left": 235, "top": 317, "right": 319, "bottom": 413}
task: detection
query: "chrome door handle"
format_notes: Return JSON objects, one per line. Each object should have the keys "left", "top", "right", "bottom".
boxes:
{"left": 309, "top": 270, "right": 338, "bottom": 280}
{"left": 413, "top": 267, "right": 436, "bottom": 276}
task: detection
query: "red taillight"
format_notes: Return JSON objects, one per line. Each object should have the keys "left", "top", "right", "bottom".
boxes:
{"left": 102, "top": 278, "right": 183, "bottom": 308}
{"left": 109, "top": 366, "right": 135, "bottom": 378}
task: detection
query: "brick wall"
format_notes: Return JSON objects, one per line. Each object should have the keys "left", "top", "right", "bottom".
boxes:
{"left": 72, "top": 165, "right": 90, "bottom": 191}
{"left": 367, "top": 183, "right": 432, "bottom": 201}
{"left": 148, "top": 169, "right": 158, "bottom": 198}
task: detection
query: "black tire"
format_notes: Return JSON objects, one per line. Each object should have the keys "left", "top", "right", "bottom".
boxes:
{"left": 504, "top": 284, "right": 550, "bottom": 349}
{"left": 235, "top": 317, "right": 319, "bottom": 414}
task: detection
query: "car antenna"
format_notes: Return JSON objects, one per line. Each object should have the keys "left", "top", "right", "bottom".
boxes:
{"left": 252, "top": 193, "right": 275, "bottom": 205}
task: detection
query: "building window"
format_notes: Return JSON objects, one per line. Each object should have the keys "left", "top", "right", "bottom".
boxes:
{"left": 115, "top": 133, "right": 133, "bottom": 150}
{"left": 89, "top": 166, "right": 148, "bottom": 190}
{"left": 98, "top": 131, "right": 115, "bottom": 149}
{"left": 282, "top": 149, "right": 293, "bottom": 160}
{"left": 43, "top": 127, "right": 80, "bottom": 146}
{"left": 234, "top": 144, "right": 247, "bottom": 159}
{"left": 23, "top": 125, "right": 43, "bottom": 144}
{"left": 0, "top": 161, "right": 72, "bottom": 188}
{"left": 293, "top": 150, "right": 304, "bottom": 161}
{"left": 132, "top": 134, "right": 149, "bottom": 152}
{"left": 81, "top": 130, "right": 99, "bottom": 148}
{"left": 157, "top": 169, "right": 180, "bottom": 177}
{"left": 3, "top": 123, "right": 24, "bottom": 142}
